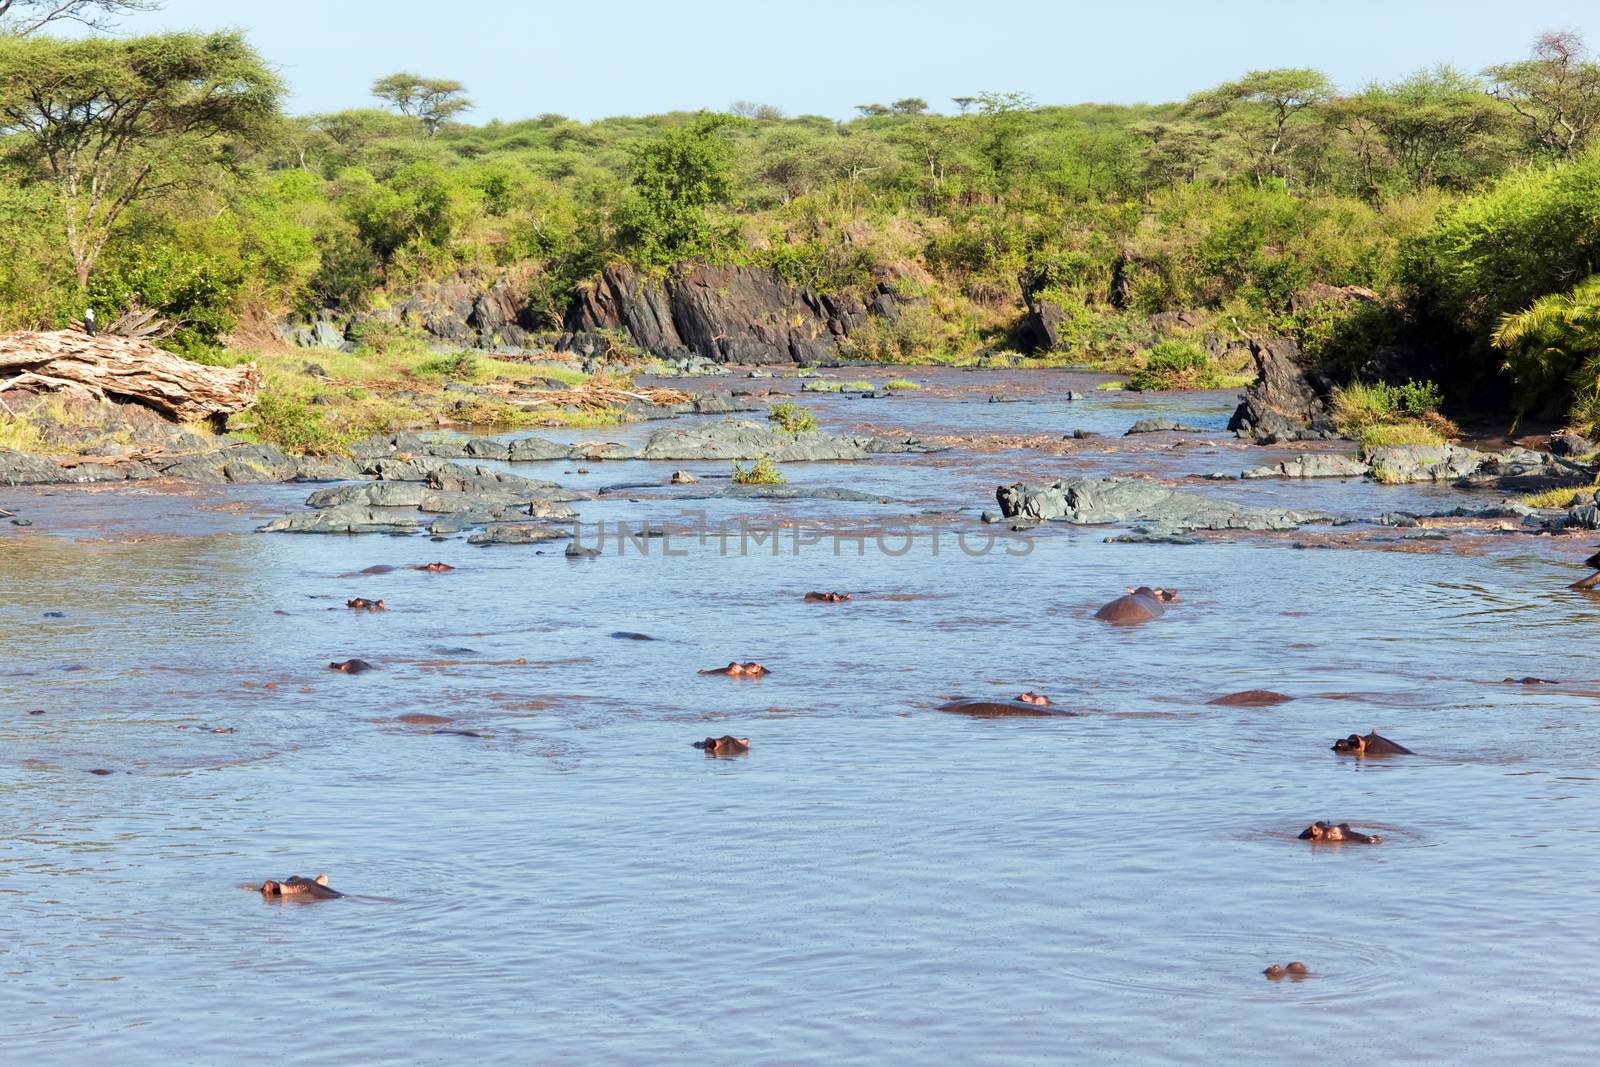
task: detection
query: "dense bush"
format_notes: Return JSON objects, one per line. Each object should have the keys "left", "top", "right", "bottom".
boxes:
{"left": 1126, "top": 340, "right": 1215, "bottom": 390}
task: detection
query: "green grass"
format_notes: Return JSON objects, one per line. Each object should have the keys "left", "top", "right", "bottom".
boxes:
{"left": 842, "top": 380, "right": 874, "bottom": 391}
{"left": 1517, "top": 484, "right": 1597, "bottom": 508}
{"left": 883, "top": 378, "right": 921, "bottom": 390}
{"left": 731, "top": 456, "right": 785, "bottom": 485}
{"left": 1358, "top": 422, "right": 1446, "bottom": 449}
{"left": 0, "top": 416, "right": 44, "bottom": 453}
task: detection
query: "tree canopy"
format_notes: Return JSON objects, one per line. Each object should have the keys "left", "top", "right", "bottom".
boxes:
{"left": 371, "top": 72, "right": 471, "bottom": 136}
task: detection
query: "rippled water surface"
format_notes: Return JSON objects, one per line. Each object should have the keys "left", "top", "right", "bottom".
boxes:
{"left": 4, "top": 368, "right": 1599, "bottom": 1064}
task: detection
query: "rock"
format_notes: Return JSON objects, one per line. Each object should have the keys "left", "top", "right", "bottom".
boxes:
{"left": 989, "top": 394, "right": 1026, "bottom": 404}
{"left": 1242, "top": 453, "right": 1368, "bottom": 479}
{"left": 1226, "top": 337, "right": 1336, "bottom": 443}
{"left": 310, "top": 321, "right": 346, "bottom": 349}
{"left": 0, "top": 448, "right": 67, "bottom": 485}
{"left": 293, "top": 455, "right": 363, "bottom": 481}
{"left": 1125, "top": 418, "right": 1206, "bottom": 435}
{"left": 636, "top": 419, "right": 940, "bottom": 462}
{"left": 995, "top": 476, "right": 1329, "bottom": 533}
{"left": 1021, "top": 293, "right": 1064, "bottom": 352}
{"left": 507, "top": 436, "right": 574, "bottom": 462}
{"left": 566, "top": 262, "right": 865, "bottom": 364}
{"left": 1065, "top": 391, "right": 1085, "bottom": 401}
{"left": 1104, "top": 531, "right": 1203, "bottom": 545}
{"left": 467, "top": 523, "right": 572, "bottom": 545}
{"left": 1364, "top": 444, "right": 1492, "bottom": 484}
{"left": 724, "top": 485, "right": 899, "bottom": 502}
{"left": 670, "top": 470, "right": 697, "bottom": 484}
{"left": 1453, "top": 447, "right": 1595, "bottom": 491}
{"left": 261, "top": 505, "right": 437, "bottom": 535}
{"left": 425, "top": 463, "right": 582, "bottom": 502}
{"left": 1548, "top": 432, "right": 1596, "bottom": 457}
{"left": 1288, "top": 283, "right": 1379, "bottom": 313}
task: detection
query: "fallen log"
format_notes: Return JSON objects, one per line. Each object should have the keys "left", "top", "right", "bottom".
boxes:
{"left": 0, "top": 330, "right": 259, "bottom": 423}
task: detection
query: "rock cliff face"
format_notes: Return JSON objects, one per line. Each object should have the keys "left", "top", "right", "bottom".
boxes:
{"left": 565, "top": 262, "right": 877, "bottom": 365}
{"left": 283, "top": 263, "right": 913, "bottom": 366}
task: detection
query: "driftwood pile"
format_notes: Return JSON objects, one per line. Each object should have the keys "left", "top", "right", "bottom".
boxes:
{"left": 494, "top": 371, "right": 692, "bottom": 415}
{"left": 0, "top": 330, "right": 259, "bottom": 422}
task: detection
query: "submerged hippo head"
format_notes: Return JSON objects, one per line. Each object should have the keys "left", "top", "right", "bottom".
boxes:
{"left": 699, "top": 661, "right": 769, "bottom": 677}
{"left": 1015, "top": 692, "right": 1052, "bottom": 706}
{"left": 1209, "top": 689, "right": 1293, "bottom": 707}
{"left": 804, "top": 592, "right": 853, "bottom": 603}
{"left": 329, "top": 659, "right": 375, "bottom": 674}
{"left": 1298, "top": 821, "right": 1382, "bottom": 844}
{"left": 346, "top": 598, "right": 386, "bottom": 611}
{"left": 259, "top": 873, "right": 343, "bottom": 900}
{"left": 693, "top": 735, "right": 750, "bottom": 755}
{"left": 1331, "top": 730, "right": 1414, "bottom": 757}
{"left": 1263, "top": 962, "right": 1309, "bottom": 981}
{"left": 418, "top": 562, "right": 453, "bottom": 573}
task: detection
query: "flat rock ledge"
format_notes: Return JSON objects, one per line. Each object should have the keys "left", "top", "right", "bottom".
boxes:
{"left": 990, "top": 476, "right": 1331, "bottom": 534}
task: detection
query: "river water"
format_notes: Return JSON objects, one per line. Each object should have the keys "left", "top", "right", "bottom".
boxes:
{"left": 3, "top": 367, "right": 1598, "bottom": 1064}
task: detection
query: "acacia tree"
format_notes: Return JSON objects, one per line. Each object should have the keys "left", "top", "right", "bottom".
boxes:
{"left": 1189, "top": 68, "right": 1334, "bottom": 185}
{"left": 371, "top": 71, "right": 471, "bottom": 135}
{"left": 0, "top": 0, "right": 155, "bottom": 35}
{"left": 1485, "top": 30, "right": 1600, "bottom": 158}
{"left": 0, "top": 32, "right": 281, "bottom": 287}
{"left": 1339, "top": 67, "right": 1505, "bottom": 193}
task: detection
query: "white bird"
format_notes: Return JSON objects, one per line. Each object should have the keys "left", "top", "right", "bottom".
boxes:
{"left": 84, "top": 308, "right": 97, "bottom": 337}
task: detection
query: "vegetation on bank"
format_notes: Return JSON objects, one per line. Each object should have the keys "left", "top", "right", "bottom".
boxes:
{"left": 5, "top": 14, "right": 1600, "bottom": 440}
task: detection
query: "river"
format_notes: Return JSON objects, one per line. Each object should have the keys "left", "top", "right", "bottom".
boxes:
{"left": 3, "top": 366, "right": 1598, "bottom": 1064}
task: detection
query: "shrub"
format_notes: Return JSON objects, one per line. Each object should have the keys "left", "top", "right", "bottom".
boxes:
{"left": 766, "top": 400, "right": 817, "bottom": 434}
{"left": 883, "top": 379, "right": 920, "bottom": 390}
{"left": 1331, "top": 378, "right": 1445, "bottom": 433}
{"left": 731, "top": 455, "right": 785, "bottom": 485}
{"left": 242, "top": 392, "right": 342, "bottom": 455}
{"left": 88, "top": 246, "right": 242, "bottom": 357}
{"left": 1492, "top": 275, "right": 1600, "bottom": 427}
{"left": 1126, "top": 340, "right": 1216, "bottom": 391}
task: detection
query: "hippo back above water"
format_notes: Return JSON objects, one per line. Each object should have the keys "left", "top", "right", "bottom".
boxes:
{"left": 1094, "top": 587, "right": 1177, "bottom": 626}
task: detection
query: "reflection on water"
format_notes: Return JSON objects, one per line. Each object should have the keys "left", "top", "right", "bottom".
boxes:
{"left": 3, "top": 368, "right": 1599, "bottom": 1064}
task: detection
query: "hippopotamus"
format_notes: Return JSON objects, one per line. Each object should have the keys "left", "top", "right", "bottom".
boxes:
{"left": 258, "top": 873, "right": 343, "bottom": 900}
{"left": 1015, "top": 692, "right": 1052, "bottom": 705}
{"left": 418, "top": 562, "right": 453, "bottom": 573}
{"left": 397, "top": 713, "right": 452, "bottom": 725}
{"left": 359, "top": 565, "right": 396, "bottom": 575}
{"left": 329, "top": 659, "right": 375, "bottom": 674}
{"left": 1263, "top": 962, "right": 1309, "bottom": 981}
{"left": 1094, "top": 586, "right": 1177, "bottom": 626}
{"left": 693, "top": 735, "right": 750, "bottom": 754}
{"left": 346, "top": 597, "right": 386, "bottom": 611}
{"left": 1298, "top": 821, "right": 1382, "bottom": 844}
{"left": 1208, "top": 689, "right": 1292, "bottom": 707}
{"left": 938, "top": 699, "right": 1077, "bottom": 718}
{"left": 1503, "top": 676, "right": 1556, "bottom": 685}
{"left": 1571, "top": 570, "right": 1600, "bottom": 591}
{"left": 611, "top": 631, "right": 655, "bottom": 641}
{"left": 699, "top": 662, "right": 770, "bottom": 677}
{"left": 1331, "top": 731, "right": 1413, "bottom": 756}
{"left": 804, "top": 592, "right": 853, "bottom": 603}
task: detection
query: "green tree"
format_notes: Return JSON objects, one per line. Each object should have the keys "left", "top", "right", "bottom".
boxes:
{"left": 1485, "top": 30, "right": 1600, "bottom": 158}
{"left": 371, "top": 71, "right": 471, "bottom": 136}
{"left": 1189, "top": 68, "right": 1335, "bottom": 185}
{"left": 854, "top": 103, "right": 891, "bottom": 117}
{"left": 615, "top": 113, "right": 739, "bottom": 263}
{"left": 891, "top": 97, "right": 928, "bottom": 115}
{"left": 973, "top": 90, "right": 1036, "bottom": 190}
{"left": 0, "top": 31, "right": 281, "bottom": 286}
{"left": 1339, "top": 67, "right": 1505, "bottom": 192}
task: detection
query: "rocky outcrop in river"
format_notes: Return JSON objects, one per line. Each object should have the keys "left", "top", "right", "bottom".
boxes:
{"left": 1226, "top": 338, "right": 1337, "bottom": 443}
{"left": 992, "top": 476, "right": 1331, "bottom": 533}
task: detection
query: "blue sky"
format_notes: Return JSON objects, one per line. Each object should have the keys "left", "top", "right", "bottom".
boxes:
{"left": 121, "top": 0, "right": 1599, "bottom": 121}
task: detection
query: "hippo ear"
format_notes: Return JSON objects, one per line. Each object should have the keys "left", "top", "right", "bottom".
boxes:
{"left": 737, "top": 738, "right": 750, "bottom": 746}
{"left": 314, "top": 873, "right": 328, "bottom": 885}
